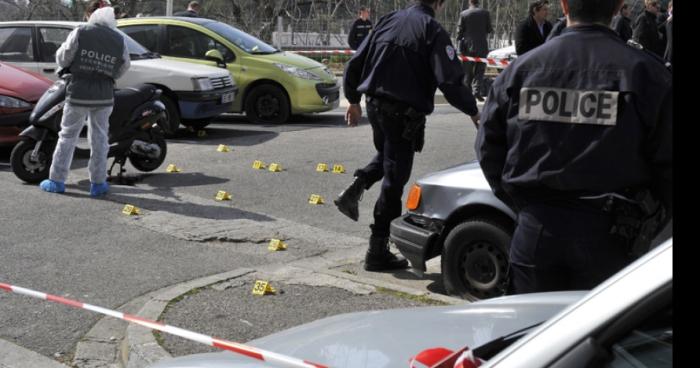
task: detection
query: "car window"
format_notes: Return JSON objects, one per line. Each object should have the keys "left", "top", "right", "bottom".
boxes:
{"left": 203, "top": 21, "right": 278, "bottom": 54}
{"left": 604, "top": 308, "right": 672, "bottom": 368}
{"left": 38, "top": 28, "right": 72, "bottom": 62}
{"left": 120, "top": 25, "right": 159, "bottom": 51}
{"left": 165, "top": 25, "right": 234, "bottom": 62}
{"left": 0, "top": 27, "right": 34, "bottom": 62}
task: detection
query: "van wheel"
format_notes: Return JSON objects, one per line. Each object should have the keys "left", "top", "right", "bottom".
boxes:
{"left": 245, "top": 84, "right": 290, "bottom": 124}
{"left": 160, "top": 95, "right": 180, "bottom": 136}
{"left": 441, "top": 218, "right": 511, "bottom": 300}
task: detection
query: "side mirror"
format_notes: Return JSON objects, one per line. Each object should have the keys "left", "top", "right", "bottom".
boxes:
{"left": 205, "top": 49, "right": 226, "bottom": 68}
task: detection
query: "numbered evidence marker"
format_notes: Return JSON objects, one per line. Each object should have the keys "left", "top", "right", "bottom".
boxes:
{"left": 268, "top": 239, "right": 288, "bottom": 251}
{"left": 122, "top": 204, "right": 141, "bottom": 216}
{"left": 268, "top": 163, "right": 282, "bottom": 172}
{"left": 332, "top": 164, "right": 345, "bottom": 174}
{"left": 252, "top": 280, "right": 276, "bottom": 296}
{"left": 316, "top": 163, "right": 329, "bottom": 172}
{"left": 166, "top": 164, "right": 181, "bottom": 173}
{"left": 217, "top": 144, "right": 231, "bottom": 153}
{"left": 308, "top": 194, "right": 324, "bottom": 205}
{"left": 215, "top": 191, "right": 232, "bottom": 201}
{"left": 252, "top": 160, "right": 267, "bottom": 170}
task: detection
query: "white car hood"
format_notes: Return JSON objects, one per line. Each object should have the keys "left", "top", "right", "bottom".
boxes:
{"left": 130, "top": 58, "right": 230, "bottom": 78}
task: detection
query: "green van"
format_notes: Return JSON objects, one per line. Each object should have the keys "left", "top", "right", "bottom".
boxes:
{"left": 118, "top": 17, "right": 340, "bottom": 124}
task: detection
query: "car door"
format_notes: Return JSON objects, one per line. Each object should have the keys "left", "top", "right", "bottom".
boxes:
{"left": 162, "top": 25, "right": 245, "bottom": 111}
{"left": 36, "top": 26, "right": 74, "bottom": 81}
{"left": 0, "top": 26, "right": 39, "bottom": 74}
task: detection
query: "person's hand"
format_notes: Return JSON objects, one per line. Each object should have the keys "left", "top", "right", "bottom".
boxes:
{"left": 346, "top": 104, "right": 362, "bottom": 127}
{"left": 470, "top": 113, "right": 480, "bottom": 128}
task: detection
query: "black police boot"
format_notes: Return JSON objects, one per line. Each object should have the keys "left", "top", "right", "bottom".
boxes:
{"left": 334, "top": 175, "right": 366, "bottom": 221}
{"left": 364, "top": 236, "right": 409, "bottom": 271}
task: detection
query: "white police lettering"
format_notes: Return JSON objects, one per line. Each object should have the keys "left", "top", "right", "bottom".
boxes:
{"left": 519, "top": 87, "right": 619, "bottom": 126}
{"left": 446, "top": 45, "right": 455, "bottom": 61}
{"left": 80, "top": 49, "right": 118, "bottom": 64}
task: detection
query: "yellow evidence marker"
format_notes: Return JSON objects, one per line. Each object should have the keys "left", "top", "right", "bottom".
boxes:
{"left": 308, "top": 194, "right": 324, "bottom": 205}
{"left": 166, "top": 164, "right": 181, "bottom": 173}
{"left": 217, "top": 144, "right": 231, "bottom": 153}
{"left": 215, "top": 191, "right": 232, "bottom": 201}
{"left": 197, "top": 130, "right": 207, "bottom": 137}
{"left": 316, "top": 163, "right": 329, "bottom": 172}
{"left": 122, "top": 204, "right": 141, "bottom": 216}
{"left": 252, "top": 280, "right": 276, "bottom": 296}
{"left": 268, "top": 163, "right": 283, "bottom": 172}
{"left": 332, "top": 164, "right": 345, "bottom": 174}
{"left": 268, "top": 239, "right": 288, "bottom": 251}
{"left": 252, "top": 160, "right": 267, "bottom": 170}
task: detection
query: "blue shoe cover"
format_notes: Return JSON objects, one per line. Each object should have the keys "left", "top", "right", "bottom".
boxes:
{"left": 40, "top": 179, "right": 65, "bottom": 193}
{"left": 90, "top": 182, "right": 109, "bottom": 197}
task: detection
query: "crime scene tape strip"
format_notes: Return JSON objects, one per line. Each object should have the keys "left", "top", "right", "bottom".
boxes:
{"left": 290, "top": 49, "right": 511, "bottom": 67}
{"left": 0, "top": 282, "right": 328, "bottom": 368}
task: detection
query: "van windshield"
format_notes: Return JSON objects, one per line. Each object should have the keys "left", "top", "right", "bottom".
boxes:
{"left": 203, "top": 22, "right": 278, "bottom": 54}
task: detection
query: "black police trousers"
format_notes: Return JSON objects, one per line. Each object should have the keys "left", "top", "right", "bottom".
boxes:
{"left": 462, "top": 60, "right": 486, "bottom": 97}
{"left": 355, "top": 102, "right": 416, "bottom": 238}
{"left": 509, "top": 203, "right": 632, "bottom": 294}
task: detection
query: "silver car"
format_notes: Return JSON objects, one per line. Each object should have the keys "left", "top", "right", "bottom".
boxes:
{"left": 390, "top": 161, "right": 516, "bottom": 300}
{"left": 149, "top": 240, "right": 672, "bottom": 368}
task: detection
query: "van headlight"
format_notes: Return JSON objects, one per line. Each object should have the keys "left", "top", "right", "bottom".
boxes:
{"left": 192, "top": 77, "right": 214, "bottom": 91}
{"left": 274, "top": 63, "right": 321, "bottom": 81}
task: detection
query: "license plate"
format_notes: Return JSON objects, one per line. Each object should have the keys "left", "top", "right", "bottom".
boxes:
{"left": 221, "top": 92, "right": 234, "bottom": 104}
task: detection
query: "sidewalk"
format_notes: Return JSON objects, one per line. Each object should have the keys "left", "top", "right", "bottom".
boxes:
{"left": 72, "top": 246, "right": 463, "bottom": 368}
{"left": 0, "top": 339, "right": 69, "bottom": 368}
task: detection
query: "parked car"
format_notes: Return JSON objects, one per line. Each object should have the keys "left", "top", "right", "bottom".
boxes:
{"left": 0, "top": 61, "right": 52, "bottom": 146}
{"left": 389, "top": 161, "right": 672, "bottom": 301}
{"left": 117, "top": 17, "right": 340, "bottom": 124}
{"left": 0, "top": 21, "right": 237, "bottom": 133}
{"left": 148, "top": 240, "right": 672, "bottom": 368}
{"left": 391, "top": 161, "right": 516, "bottom": 300}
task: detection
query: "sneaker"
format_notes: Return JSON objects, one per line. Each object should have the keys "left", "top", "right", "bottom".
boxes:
{"left": 90, "top": 182, "right": 109, "bottom": 197}
{"left": 40, "top": 179, "right": 65, "bottom": 193}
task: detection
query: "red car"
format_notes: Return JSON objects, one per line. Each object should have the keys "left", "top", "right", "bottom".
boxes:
{"left": 0, "top": 62, "right": 51, "bottom": 145}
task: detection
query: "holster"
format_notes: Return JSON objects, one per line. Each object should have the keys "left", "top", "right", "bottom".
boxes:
{"left": 368, "top": 96, "right": 426, "bottom": 152}
{"left": 608, "top": 190, "right": 667, "bottom": 258}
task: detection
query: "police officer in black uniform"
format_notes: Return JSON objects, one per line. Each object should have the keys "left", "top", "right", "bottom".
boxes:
{"left": 476, "top": 0, "right": 672, "bottom": 293}
{"left": 347, "top": 7, "right": 373, "bottom": 51}
{"left": 336, "top": 0, "right": 481, "bottom": 272}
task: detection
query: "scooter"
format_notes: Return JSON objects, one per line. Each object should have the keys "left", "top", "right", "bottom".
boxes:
{"left": 11, "top": 72, "right": 169, "bottom": 184}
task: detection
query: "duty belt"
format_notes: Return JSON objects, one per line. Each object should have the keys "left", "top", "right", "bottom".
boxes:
{"left": 366, "top": 96, "right": 425, "bottom": 120}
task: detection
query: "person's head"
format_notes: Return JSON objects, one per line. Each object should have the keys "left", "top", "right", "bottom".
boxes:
{"left": 645, "top": 0, "right": 660, "bottom": 15}
{"left": 358, "top": 7, "right": 370, "bottom": 20}
{"left": 84, "top": 0, "right": 104, "bottom": 20}
{"left": 187, "top": 1, "right": 200, "bottom": 13}
{"left": 418, "top": 0, "right": 447, "bottom": 12}
{"left": 88, "top": 7, "right": 117, "bottom": 29}
{"left": 619, "top": 3, "right": 631, "bottom": 17}
{"left": 529, "top": 1, "right": 550, "bottom": 22}
{"left": 469, "top": 0, "right": 479, "bottom": 7}
{"left": 561, "top": 0, "right": 624, "bottom": 26}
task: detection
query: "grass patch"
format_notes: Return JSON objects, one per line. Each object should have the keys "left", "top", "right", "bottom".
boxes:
{"left": 375, "top": 287, "right": 448, "bottom": 306}
{"left": 341, "top": 269, "right": 357, "bottom": 275}
{"left": 153, "top": 286, "right": 208, "bottom": 345}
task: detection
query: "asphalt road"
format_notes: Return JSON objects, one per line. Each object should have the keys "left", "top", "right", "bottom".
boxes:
{"left": 0, "top": 104, "right": 478, "bottom": 360}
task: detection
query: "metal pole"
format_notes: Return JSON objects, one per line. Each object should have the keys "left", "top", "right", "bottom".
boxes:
{"left": 166, "top": 0, "right": 173, "bottom": 16}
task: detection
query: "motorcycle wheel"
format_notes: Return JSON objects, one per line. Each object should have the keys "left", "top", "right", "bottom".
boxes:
{"left": 128, "top": 135, "right": 167, "bottom": 172}
{"left": 10, "top": 139, "right": 54, "bottom": 184}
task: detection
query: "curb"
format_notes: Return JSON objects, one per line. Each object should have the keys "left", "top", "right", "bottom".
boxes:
{"left": 108, "top": 247, "right": 464, "bottom": 368}
{"left": 0, "top": 339, "right": 70, "bottom": 368}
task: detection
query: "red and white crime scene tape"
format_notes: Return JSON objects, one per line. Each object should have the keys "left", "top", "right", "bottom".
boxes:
{"left": 0, "top": 282, "right": 327, "bottom": 368}
{"left": 291, "top": 49, "right": 510, "bottom": 68}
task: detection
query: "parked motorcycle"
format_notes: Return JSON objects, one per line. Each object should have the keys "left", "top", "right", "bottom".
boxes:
{"left": 11, "top": 73, "right": 169, "bottom": 184}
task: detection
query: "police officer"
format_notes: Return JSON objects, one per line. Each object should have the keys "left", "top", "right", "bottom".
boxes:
{"left": 336, "top": 0, "right": 480, "bottom": 271}
{"left": 476, "top": 0, "right": 672, "bottom": 293}
{"left": 347, "top": 7, "right": 373, "bottom": 50}
{"left": 40, "top": 6, "right": 130, "bottom": 196}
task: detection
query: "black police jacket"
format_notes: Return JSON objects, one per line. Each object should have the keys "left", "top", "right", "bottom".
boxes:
{"left": 343, "top": 3, "right": 478, "bottom": 116}
{"left": 348, "top": 19, "right": 373, "bottom": 50}
{"left": 476, "top": 25, "right": 672, "bottom": 211}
